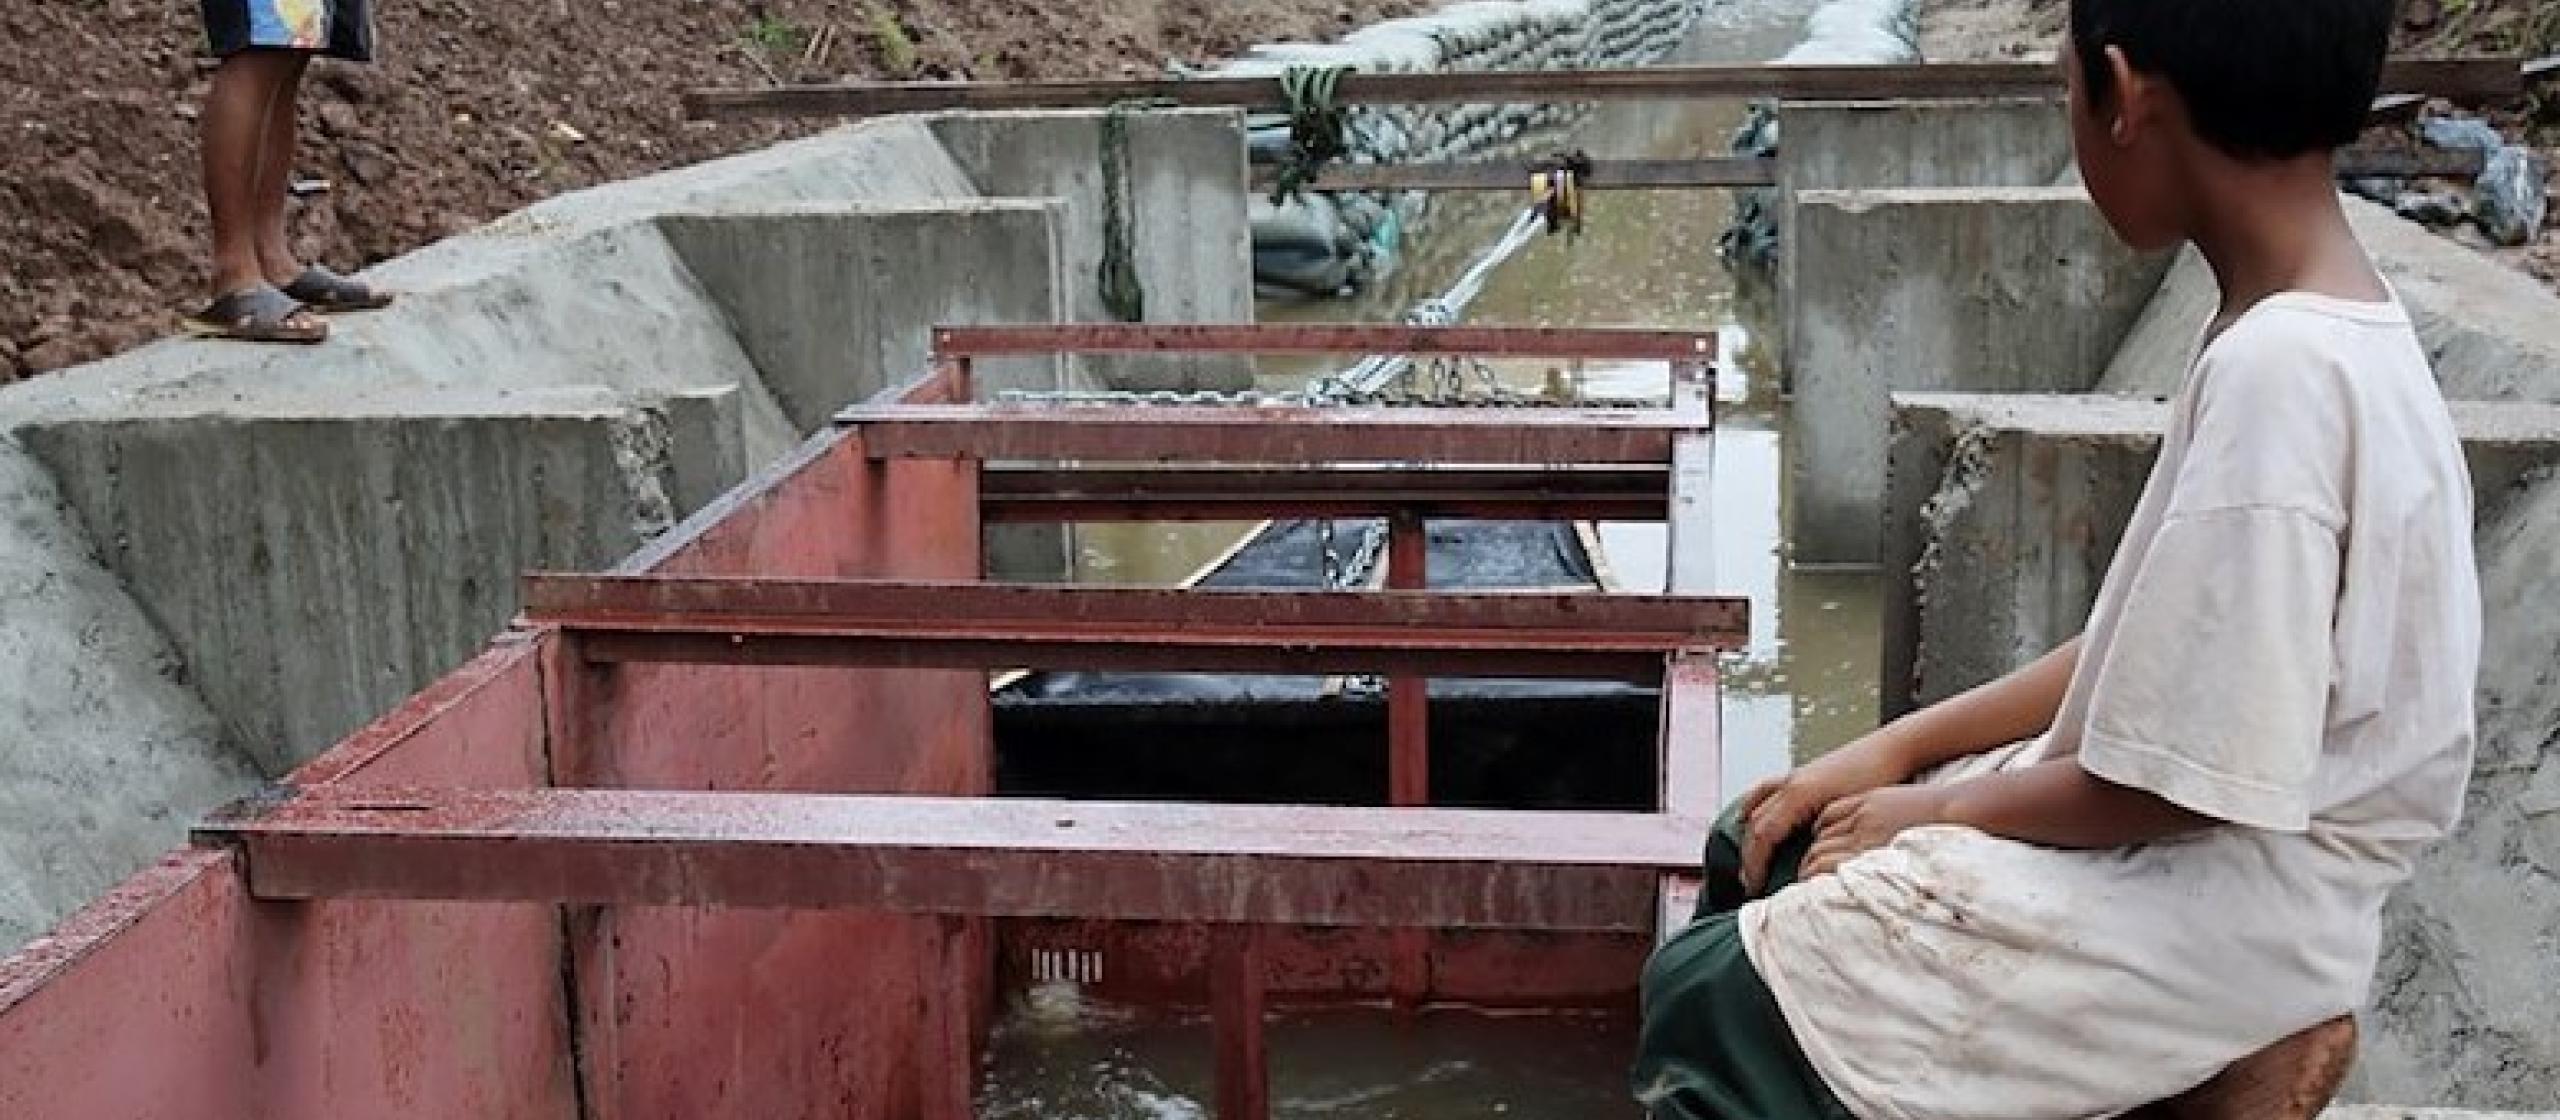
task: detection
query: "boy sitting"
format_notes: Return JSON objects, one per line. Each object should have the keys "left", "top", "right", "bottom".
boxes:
{"left": 1635, "top": 0, "right": 2483, "bottom": 1115}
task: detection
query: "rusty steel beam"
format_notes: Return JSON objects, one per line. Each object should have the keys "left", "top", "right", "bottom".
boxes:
{"left": 685, "top": 57, "right": 2524, "bottom": 120}
{"left": 1658, "top": 651, "right": 1722, "bottom": 820}
{"left": 929, "top": 322, "right": 1714, "bottom": 361}
{"left": 522, "top": 575, "right": 1750, "bottom": 676}
{"left": 195, "top": 788, "right": 1700, "bottom": 932}
{"left": 836, "top": 403, "right": 1703, "bottom": 465}
{"left": 1385, "top": 513, "right": 1432, "bottom": 810}
{"left": 978, "top": 467, "right": 1671, "bottom": 523}
{"left": 1264, "top": 148, "right": 2494, "bottom": 194}
{"left": 1210, "top": 925, "right": 1271, "bottom": 1120}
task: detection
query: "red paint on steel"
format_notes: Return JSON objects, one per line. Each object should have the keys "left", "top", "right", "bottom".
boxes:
{"left": 1210, "top": 925, "right": 1270, "bottom": 1120}
{"left": 931, "top": 322, "right": 1714, "bottom": 360}
{"left": 1002, "top": 920, "right": 1650, "bottom": 1010}
{"left": 201, "top": 788, "right": 1694, "bottom": 932}
{"left": 838, "top": 402, "right": 1703, "bottom": 464}
{"left": 1656, "top": 652, "right": 1722, "bottom": 943}
{"left": 1385, "top": 513, "right": 1433, "bottom": 1011}
{"left": 551, "top": 429, "right": 997, "bottom": 1120}
{"left": 0, "top": 850, "right": 258, "bottom": 1119}
{"left": 977, "top": 466, "right": 1671, "bottom": 523}
{"left": 1385, "top": 515, "right": 1431, "bottom": 808}
{"left": 287, "top": 631, "right": 551, "bottom": 788}
{"left": 0, "top": 628, "right": 576, "bottom": 1118}
{"left": 520, "top": 576, "right": 1752, "bottom": 676}
{"left": 1659, "top": 651, "right": 1722, "bottom": 819}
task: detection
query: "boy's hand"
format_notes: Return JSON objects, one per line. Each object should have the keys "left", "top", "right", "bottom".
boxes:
{"left": 1736, "top": 730, "right": 1916, "bottom": 894}
{"left": 1802, "top": 785, "right": 1952, "bottom": 880}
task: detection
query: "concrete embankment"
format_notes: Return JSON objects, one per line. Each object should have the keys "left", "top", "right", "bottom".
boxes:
{"left": 0, "top": 108, "right": 1252, "bottom": 950}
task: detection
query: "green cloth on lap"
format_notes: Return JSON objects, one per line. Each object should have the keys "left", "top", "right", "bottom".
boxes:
{"left": 1632, "top": 804, "right": 1854, "bottom": 1120}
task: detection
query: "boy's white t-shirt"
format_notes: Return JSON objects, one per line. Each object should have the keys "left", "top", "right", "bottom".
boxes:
{"left": 1739, "top": 292, "right": 2482, "bottom": 1120}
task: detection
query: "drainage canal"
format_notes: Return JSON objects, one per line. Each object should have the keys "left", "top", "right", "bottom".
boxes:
{"left": 982, "top": 0, "right": 1884, "bottom": 1113}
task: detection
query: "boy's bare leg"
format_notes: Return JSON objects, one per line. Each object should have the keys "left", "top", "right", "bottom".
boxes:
{"left": 201, "top": 50, "right": 303, "bottom": 297}
{"left": 251, "top": 53, "right": 314, "bottom": 287}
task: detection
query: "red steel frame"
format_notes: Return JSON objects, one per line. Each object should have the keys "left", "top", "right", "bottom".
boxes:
{"left": 182, "top": 323, "right": 1734, "bottom": 1120}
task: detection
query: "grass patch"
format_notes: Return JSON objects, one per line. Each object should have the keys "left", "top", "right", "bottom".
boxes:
{"left": 742, "top": 12, "right": 809, "bottom": 58}
{"left": 867, "top": 6, "right": 919, "bottom": 80}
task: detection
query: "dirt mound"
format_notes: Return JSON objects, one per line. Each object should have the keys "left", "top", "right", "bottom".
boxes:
{"left": 0, "top": 0, "right": 1426, "bottom": 380}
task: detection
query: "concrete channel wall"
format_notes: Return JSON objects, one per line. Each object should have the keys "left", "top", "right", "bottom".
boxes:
{"left": 1790, "top": 184, "right": 2167, "bottom": 563}
{"left": 0, "top": 108, "right": 1253, "bottom": 952}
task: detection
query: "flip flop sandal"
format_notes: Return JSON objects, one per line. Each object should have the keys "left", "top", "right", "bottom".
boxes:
{"left": 281, "top": 265, "right": 394, "bottom": 313}
{"left": 180, "top": 284, "right": 329, "bottom": 344}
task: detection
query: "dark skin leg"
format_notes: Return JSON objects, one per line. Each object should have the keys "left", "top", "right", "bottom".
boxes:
{"left": 201, "top": 49, "right": 312, "bottom": 301}
{"left": 252, "top": 53, "right": 314, "bottom": 287}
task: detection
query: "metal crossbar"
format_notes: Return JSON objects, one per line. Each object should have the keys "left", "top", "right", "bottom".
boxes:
{"left": 685, "top": 57, "right": 2528, "bottom": 120}
{"left": 522, "top": 576, "right": 1749, "bottom": 676}
{"left": 977, "top": 466, "right": 1671, "bottom": 522}
{"left": 193, "top": 789, "right": 1701, "bottom": 932}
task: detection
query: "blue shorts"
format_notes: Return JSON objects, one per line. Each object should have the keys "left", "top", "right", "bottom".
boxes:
{"left": 202, "top": 0, "right": 374, "bottom": 62}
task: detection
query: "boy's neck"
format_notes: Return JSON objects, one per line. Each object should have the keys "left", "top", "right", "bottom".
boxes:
{"left": 2185, "top": 152, "right": 2390, "bottom": 325}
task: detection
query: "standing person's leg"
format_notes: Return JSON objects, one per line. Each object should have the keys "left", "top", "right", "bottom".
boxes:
{"left": 250, "top": 52, "right": 313, "bottom": 287}
{"left": 192, "top": 46, "right": 325, "bottom": 340}
{"left": 201, "top": 49, "right": 302, "bottom": 299}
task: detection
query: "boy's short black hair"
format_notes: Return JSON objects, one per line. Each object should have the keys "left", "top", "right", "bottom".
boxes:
{"left": 2070, "top": 0, "right": 2394, "bottom": 159}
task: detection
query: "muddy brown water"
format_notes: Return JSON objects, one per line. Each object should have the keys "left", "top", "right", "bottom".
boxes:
{"left": 991, "top": 1, "right": 1878, "bottom": 1113}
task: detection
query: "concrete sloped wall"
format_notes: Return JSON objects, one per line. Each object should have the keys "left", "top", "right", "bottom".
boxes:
{"left": 0, "top": 439, "right": 260, "bottom": 952}
{"left": 22, "top": 400, "right": 691, "bottom": 775}
{"left": 0, "top": 107, "right": 1254, "bottom": 952}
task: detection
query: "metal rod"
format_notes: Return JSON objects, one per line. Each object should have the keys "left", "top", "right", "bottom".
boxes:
{"left": 1264, "top": 147, "right": 2493, "bottom": 193}
{"left": 195, "top": 788, "right": 1699, "bottom": 931}
{"left": 835, "top": 403, "right": 1707, "bottom": 465}
{"left": 1386, "top": 514, "right": 1431, "bottom": 808}
{"left": 930, "top": 323, "right": 1714, "bottom": 360}
{"left": 684, "top": 57, "right": 2526, "bottom": 120}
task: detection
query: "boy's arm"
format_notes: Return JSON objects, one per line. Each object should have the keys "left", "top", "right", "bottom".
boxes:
{"left": 1875, "top": 635, "right": 2084, "bottom": 775}
{"left": 1801, "top": 758, "right": 2211, "bottom": 878}
{"left": 1737, "top": 637, "right": 2082, "bottom": 892}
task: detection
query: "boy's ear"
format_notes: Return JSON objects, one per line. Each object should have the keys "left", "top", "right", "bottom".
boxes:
{"left": 2104, "top": 44, "right": 2149, "bottom": 146}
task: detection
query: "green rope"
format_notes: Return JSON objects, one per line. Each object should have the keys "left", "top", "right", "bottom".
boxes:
{"left": 1098, "top": 99, "right": 1174, "bottom": 323}
{"left": 1270, "top": 65, "right": 1356, "bottom": 204}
